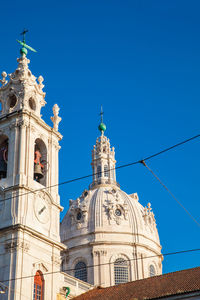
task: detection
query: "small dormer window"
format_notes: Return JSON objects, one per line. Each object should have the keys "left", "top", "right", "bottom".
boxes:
{"left": 84, "top": 191, "right": 88, "bottom": 197}
{"left": 76, "top": 211, "right": 82, "bottom": 221}
{"left": 29, "top": 97, "right": 36, "bottom": 111}
{"left": 115, "top": 209, "right": 122, "bottom": 217}
{"left": 9, "top": 94, "right": 17, "bottom": 109}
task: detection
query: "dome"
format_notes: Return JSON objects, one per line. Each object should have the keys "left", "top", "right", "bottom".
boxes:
{"left": 61, "top": 130, "right": 162, "bottom": 287}
{"left": 61, "top": 186, "right": 160, "bottom": 248}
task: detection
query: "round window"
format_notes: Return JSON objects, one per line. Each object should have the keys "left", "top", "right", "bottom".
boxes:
{"left": 115, "top": 209, "right": 122, "bottom": 217}
{"left": 29, "top": 98, "right": 36, "bottom": 111}
{"left": 76, "top": 211, "right": 82, "bottom": 220}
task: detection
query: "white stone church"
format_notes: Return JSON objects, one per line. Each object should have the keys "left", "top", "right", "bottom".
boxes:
{"left": 0, "top": 45, "right": 162, "bottom": 299}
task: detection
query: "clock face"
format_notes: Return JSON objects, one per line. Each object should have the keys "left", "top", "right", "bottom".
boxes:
{"left": 34, "top": 197, "right": 50, "bottom": 224}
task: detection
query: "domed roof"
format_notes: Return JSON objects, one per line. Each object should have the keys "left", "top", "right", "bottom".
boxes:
{"left": 61, "top": 184, "right": 160, "bottom": 248}
{"left": 60, "top": 127, "right": 162, "bottom": 286}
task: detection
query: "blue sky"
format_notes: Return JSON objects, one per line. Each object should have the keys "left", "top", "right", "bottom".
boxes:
{"left": 1, "top": 0, "right": 200, "bottom": 275}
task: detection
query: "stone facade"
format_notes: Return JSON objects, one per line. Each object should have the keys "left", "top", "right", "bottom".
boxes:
{"left": 0, "top": 54, "right": 92, "bottom": 299}
{"left": 61, "top": 130, "right": 163, "bottom": 287}
{"left": 0, "top": 48, "right": 162, "bottom": 299}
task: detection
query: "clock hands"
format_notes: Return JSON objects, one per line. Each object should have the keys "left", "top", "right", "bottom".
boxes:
{"left": 38, "top": 206, "right": 46, "bottom": 215}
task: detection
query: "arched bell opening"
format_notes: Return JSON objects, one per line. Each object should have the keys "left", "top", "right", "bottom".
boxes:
{"left": 0, "top": 135, "right": 8, "bottom": 180}
{"left": 34, "top": 138, "right": 47, "bottom": 186}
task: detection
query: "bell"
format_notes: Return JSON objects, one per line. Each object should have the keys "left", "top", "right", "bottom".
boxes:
{"left": 34, "top": 163, "right": 44, "bottom": 181}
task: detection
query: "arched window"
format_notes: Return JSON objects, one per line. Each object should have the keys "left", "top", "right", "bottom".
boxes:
{"left": 34, "top": 139, "right": 47, "bottom": 186}
{"left": 97, "top": 166, "right": 101, "bottom": 178}
{"left": 33, "top": 271, "right": 44, "bottom": 300}
{"left": 114, "top": 258, "right": 129, "bottom": 285}
{"left": 74, "top": 261, "right": 87, "bottom": 282}
{"left": 149, "top": 264, "right": 156, "bottom": 277}
{"left": 0, "top": 136, "right": 8, "bottom": 179}
{"left": 104, "top": 165, "right": 109, "bottom": 177}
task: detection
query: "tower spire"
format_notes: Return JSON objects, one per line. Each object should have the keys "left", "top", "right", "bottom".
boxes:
{"left": 91, "top": 109, "right": 117, "bottom": 188}
{"left": 98, "top": 105, "right": 106, "bottom": 134}
{"left": 17, "top": 29, "right": 37, "bottom": 56}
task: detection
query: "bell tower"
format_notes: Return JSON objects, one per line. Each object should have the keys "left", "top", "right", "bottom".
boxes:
{"left": 0, "top": 34, "right": 65, "bottom": 299}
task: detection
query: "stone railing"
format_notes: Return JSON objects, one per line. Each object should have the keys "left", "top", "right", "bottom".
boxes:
{"left": 59, "top": 272, "right": 93, "bottom": 298}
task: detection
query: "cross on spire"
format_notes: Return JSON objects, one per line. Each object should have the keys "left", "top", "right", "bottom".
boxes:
{"left": 98, "top": 106, "right": 106, "bottom": 133}
{"left": 21, "top": 29, "right": 28, "bottom": 43}
{"left": 100, "top": 105, "right": 104, "bottom": 123}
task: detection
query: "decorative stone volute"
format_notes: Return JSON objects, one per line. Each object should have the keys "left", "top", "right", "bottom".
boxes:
{"left": 68, "top": 191, "right": 89, "bottom": 229}
{"left": 0, "top": 54, "right": 46, "bottom": 117}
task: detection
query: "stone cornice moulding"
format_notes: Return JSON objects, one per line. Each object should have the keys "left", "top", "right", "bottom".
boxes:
{"left": 0, "top": 224, "right": 67, "bottom": 251}
{"left": 66, "top": 240, "right": 161, "bottom": 256}
{"left": 63, "top": 230, "right": 162, "bottom": 249}
{"left": 0, "top": 185, "right": 63, "bottom": 211}
{"left": 0, "top": 110, "right": 62, "bottom": 140}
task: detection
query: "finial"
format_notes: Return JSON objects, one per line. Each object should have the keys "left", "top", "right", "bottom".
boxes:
{"left": 16, "top": 29, "right": 37, "bottom": 56}
{"left": 98, "top": 105, "right": 106, "bottom": 133}
{"left": 0, "top": 72, "right": 7, "bottom": 86}
{"left": 51, "top": 104, "right": 62, "bottom": 131}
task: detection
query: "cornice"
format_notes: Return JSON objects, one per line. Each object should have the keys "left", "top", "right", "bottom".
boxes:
{"left": 0, "top": 109, "right": 62, "bottom": 140}
{"left": 0, "top": 224, "right": 66, "bottom": 250}
{"left": 0, "top": 185, "right": 63, "bottom": 211}
{"left": 63, "top": 230, "right": 162, "bottom": 250}
{"left": 66, "top": 240, "right": 162, "bottom": 256}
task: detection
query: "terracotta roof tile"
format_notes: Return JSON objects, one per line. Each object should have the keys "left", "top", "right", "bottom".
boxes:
{"left": 72, "top": 266, "right": 200, "bottom": 300}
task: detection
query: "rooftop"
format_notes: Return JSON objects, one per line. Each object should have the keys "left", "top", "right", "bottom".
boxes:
{"left": 72, "top": 266, "right": 200, "bottom": 300}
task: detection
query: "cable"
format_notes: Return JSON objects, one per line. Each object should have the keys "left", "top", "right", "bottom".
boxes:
{"left": 1, "top": 247, "right": 200, "bottom": 283}
{"left": 0, "top": 133, "right": 200, "bottom": 204}
{"left": 0, "top": 281, "right": 8, "bottom": 294}
{"left": 140, "top": 160, "right": 200, "bottom": 228}
{"left": 0, "top": 280, "right": 31, "bottom": 299}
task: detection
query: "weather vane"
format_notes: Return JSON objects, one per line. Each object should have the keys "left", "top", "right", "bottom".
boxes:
{"left": 16, "top": 29, "right": 37, "bottom": 56}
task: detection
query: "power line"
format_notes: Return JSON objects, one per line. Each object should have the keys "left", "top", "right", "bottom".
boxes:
{"left": 1, "top": 247, "right": 200, "bottom": 283}
{"left": 0, "top": 280, "right": 30, "bottom": 299}
{"left": 0, "top": 134, "right": 200, "bottom": 204}
{"left": 141, "top": 160, "right": 200, "bottom": 228}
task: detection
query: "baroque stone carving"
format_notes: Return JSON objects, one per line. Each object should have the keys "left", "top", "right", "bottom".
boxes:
{"left": 0, "top": 72, "right": 8, "bottom": 86}
{"left": 51, "top": 255, "right": 61, "bottom": 266}
{"left": 38, "top": 76, "right": 44, "bottom": 90}
{"left": 93, "top": 250, "right": 107, "bottom": 256}
{"left": 104, "top": 189, "right": 128, "bottom": 225}
{"left": 51, "top": 104, "right": 61, "bottom": 131}
{"left": 0, "top": 55, "right": 46, "bottom": 117}
{"left": 143, "top": 202, "right": 156, "bottom": 229}
{"left": 69, "top": 196, "right": 88, "bottom": 229}
{"left": 5, "top": 241, "right": 30, "bottom": 253}
{"left": 33, "top": 262, "right": 48, "bottom": 272}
